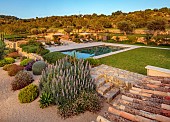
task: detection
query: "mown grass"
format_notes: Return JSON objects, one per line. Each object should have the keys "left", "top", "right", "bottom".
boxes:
{"left": 99, "top": 47, "right": 170, "bottom": 75}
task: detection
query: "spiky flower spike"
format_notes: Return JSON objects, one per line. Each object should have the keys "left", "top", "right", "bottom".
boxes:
{"left": 39, "top": 56, "right": 96, "bottom": 105}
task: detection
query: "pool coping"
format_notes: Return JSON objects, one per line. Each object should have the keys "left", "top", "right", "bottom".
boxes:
{"left": 46, "top": 42, "right": 139, "bottom": 59}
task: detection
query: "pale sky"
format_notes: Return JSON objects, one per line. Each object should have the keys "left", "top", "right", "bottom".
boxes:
{"left": 0, "top": 0, "right": 169, "bottom": 18}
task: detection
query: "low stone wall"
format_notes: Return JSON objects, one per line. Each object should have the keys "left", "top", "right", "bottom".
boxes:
{"left": 17, "top": 47, "right": 43, "bottom": 60}
{"left": 145, "top": 65, "right": 170, "bottom": 77}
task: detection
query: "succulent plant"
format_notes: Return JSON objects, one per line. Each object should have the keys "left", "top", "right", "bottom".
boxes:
{"left": 39, "top": 92, "right": 54, "bottom": 108}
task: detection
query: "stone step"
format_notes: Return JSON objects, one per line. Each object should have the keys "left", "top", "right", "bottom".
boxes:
{"left": 104, "top": 88, "right": 120, "bottom": 102}
{"left": 95, "top": 77, "right": 106, "bottom": 88}
{"left": 96, "top": 116, "right": 111, "bottom": 122}
{"left": 97, "top": 82, "right": 114, "bottom": 95}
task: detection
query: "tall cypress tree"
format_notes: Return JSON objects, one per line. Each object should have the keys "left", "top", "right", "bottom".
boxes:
{"left": 0, "top": 33, "right": 5, "bottom": 59}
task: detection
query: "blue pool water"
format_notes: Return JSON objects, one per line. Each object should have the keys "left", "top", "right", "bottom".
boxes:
{"left": 61, "top": 45, "right": 126, "bottom": 59}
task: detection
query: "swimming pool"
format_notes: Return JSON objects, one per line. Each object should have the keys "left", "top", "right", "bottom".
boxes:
{"left": 61, "top": 45, "right": 126, "bottom": 59}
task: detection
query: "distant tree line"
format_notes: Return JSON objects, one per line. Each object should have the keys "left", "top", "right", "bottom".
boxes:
{"left": 0, "top": 7, "right": 169, "bottom": 35}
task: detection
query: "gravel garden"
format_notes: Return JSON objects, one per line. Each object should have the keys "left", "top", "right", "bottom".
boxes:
{"left": 0, "top": 39, "right": 169, "bottom": 122}
{"left": 0, "top": 40, "right": 106, "bottom": 122}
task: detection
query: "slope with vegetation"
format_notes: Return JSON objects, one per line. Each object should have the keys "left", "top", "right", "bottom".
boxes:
{"left": 0, "top": 7, "right": 169, "bottom": 35}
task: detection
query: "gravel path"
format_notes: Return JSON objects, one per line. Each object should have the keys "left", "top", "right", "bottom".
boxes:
{"left": 0, "top": 67, "right": 108, "bottom": 122}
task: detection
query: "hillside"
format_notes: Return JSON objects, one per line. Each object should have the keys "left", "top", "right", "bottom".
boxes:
{"left": 0, "top": 7, "right": 170, "bottom": 34}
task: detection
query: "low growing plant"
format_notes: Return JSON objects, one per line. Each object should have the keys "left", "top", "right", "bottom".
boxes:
{"left": 0, "top": 57, "right": 15, "bottom": 67}
{"left": 39, "top": 92, "right": 54, "bottom": 109}
{"left": 0, "top": 60, "right": 6, "bottom": 67}
{"left": 43, "top": 52, "right": 66, "bottom": 64}
{"left": 4, "top": 57, "right": 15, "bottom": 64}
{"left": 20, "top": 56, "right": 27, "bottom": 61}
{"left": 20, "top": 59, "right": 33, "bottom": 66}
{"left": 18, "top": 84, "right": 39, "bottom": 103}
{"left": 85, "top": 58, "right": 101, "bottom": 67}
{"left": 11, "top": 70, "right": 34, "bottom": 90}
{"left": 7, "top": 52, "right": 20, "bottom": 59}
{"left": 38, "top": 48, "right": 50, "bottom": 56}
{"left": 4, "top": 48, "right": 16, "bottom": 55}
{"left": 24, "top": 60, "right": 36, "bottom": 71}
{"left": 8, "top": 64, "right": 24, "bottom": 76}
{"left": 3, "top": 64, "right": 14, "bottom": 71}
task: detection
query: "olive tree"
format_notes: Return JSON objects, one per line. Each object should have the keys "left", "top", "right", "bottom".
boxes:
{"left": 147, "top": 18, "right": 166, "bottom": 36}
{"left": 117, "top": 21, "right": 135, "bottom": 35}
{"left": 64, "top": 27, "right": 73, "bottom": 35}
{"left": 0, "top": 40, "right": 5, "bottom": 59}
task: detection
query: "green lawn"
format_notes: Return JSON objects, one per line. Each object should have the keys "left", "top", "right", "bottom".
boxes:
{"left": 99, "top": 47, "right": 170, "bottom": 75}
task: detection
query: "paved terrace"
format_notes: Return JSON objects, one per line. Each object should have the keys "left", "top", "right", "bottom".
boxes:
{"left": 92, "top": 65, "right": 170, "bottom": 122}
{"left": 46, "top": 42, "right": 139, "bottom": 59}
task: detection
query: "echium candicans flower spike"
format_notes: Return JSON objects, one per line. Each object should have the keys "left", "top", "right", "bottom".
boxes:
{"left": 79, "top": 79, "right": 81, "bottom": 85}
{"left": 74, "top": 80, "right": 76, "bottom": 87}
{"left": 62, "top": 89, "right": 64, "bottom": 97}
{"left": 65, "top": 84, "right": 67, "bottom": 91}
{"left": 83, "top": 73, "right": 86, "bottom": 79}
{"left": 77, "top": 74, "right": 80, "bottom": 80}
{"left": 59, "top": 69, "right": 63, "bottom": 75}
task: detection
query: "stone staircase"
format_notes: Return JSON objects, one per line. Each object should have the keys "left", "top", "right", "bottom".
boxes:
{"left": 91, "top": 64, "right": 146, "bottom": 103}
{"left": 94, "top": 76, "right": 120, "bottom": 102}
{"left": 95, "top": 76, "right": 170, "bottom": 122}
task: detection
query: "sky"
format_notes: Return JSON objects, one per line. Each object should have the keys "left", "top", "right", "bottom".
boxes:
{"left": 0, "top": 0, "right": 170, "bottom": 19}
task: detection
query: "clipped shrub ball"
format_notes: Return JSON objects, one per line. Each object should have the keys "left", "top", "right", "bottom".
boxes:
{"left": 3, "top": 64, "right": 15, "bottom": 71}
{"left": 0, "top": 57, "right": 15, "bottom": 67}
{"left": 18, "top": 84, "right": 39, "bottom": 103}
{"left": 4, "top": 57, "right": 15, "bottom": 64}
{"left": 20, "top": 59, "right": 33, "bottom": 66}
{"left": 7, "top": 52, "right": 20, "bottom": 59}
{"left": 24, "top": 60, "right": 36, "bottom": 71}
{"left": 8, "top": 64, "right": 24, "bottom": 76}
{"left": 0, "top": 60, "right": 7, "bottom": 67}
{"left": 43, "top": 52, "right": 66, "bottom": 64}
{"left": 32, "top": 61, "right": 46, "bottom": 75}
{"left": 11, "top": 70, "right": 34, "bottom": 90}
